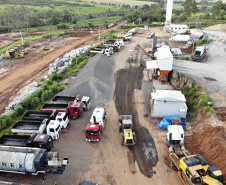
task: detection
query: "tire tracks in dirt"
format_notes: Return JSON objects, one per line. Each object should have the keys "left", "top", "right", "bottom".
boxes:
{"left": 114, "top": 67, "right": 158, "bottom": 178}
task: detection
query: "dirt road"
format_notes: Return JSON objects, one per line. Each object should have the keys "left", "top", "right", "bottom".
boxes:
{"left": 0, "top": 27, "right": 117, "bottom": 114}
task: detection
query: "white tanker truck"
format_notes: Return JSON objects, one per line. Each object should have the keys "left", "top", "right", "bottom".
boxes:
{"left": 0, "top": 146, "right": 68, "bottom": 175}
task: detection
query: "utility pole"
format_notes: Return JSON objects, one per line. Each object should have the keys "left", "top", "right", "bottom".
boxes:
{"left": 20, "top": 30, "right": 24, "bottom": 45}
{"left": 99, "top": 27, "right": 100, "bottom": 44}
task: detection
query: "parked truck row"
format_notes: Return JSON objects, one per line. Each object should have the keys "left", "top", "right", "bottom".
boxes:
{"left": 0, "top": 95, "right": 91, "bottom": 176}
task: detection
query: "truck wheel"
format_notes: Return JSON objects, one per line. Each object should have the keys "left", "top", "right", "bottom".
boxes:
{"left": 171, "top": 160, "right": 177, "bottom": 170}
{"left": 119, "top": 124, "right": 122, "bottom": 132}
{"left": 72, "top": 116, "right": 77, "bottom": 120}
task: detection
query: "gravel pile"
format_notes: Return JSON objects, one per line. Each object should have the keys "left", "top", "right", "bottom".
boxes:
{"left": 59, "top": 54, "right": 115, "bottom": 105}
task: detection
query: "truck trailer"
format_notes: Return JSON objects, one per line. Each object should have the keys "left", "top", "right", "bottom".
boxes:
{"left": 11, "top": 120, "right": 48, "bottom": 135}
{"left": 40, "top": 102, "right": 83, "bottom": 120}
{"left": 22, "top": 110, "right": 56, "bottom": 122}
{"left": 0, "top": 146, "right": 68, "bottom": 175}
{"left": 0, "top": 133, "right": 53, "bottom": 151}
{"left": 51, "top": 95, "right": 91, "bottom": 111}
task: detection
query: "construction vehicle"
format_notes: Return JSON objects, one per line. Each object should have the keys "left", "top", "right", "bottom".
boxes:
{"left": 117, "top": 33, "right": 131, "bottom": 41}
{"left": 51, "top": 95, "right": 91, "bottom": 111}
{"left": 192, "top": 46, "right": 207, "bottom": 61}
{"left": 168, "top": 125, "right": 224, "bottom": 185}
{"left": 40, "top": 101, "right": 83, "bottom": 120}
{"left": 0, "top": 133, "right": 53, "bottom": 151}
{"left": 90, "top": 48, "right": 111, "bottom": 57}
{"left": 85, "top": 124, "right": 101, "bottom": 142}
{"left": 90, "top": 107, "right": 106, "bottom": 128}
{"left": 118, "top": 115, "right": 136, "bottom": 146}
{"left": 0, "top": 145, "right": 68, "bottom": 175}
{"left": 17, "top": 45, "right": 28, "bottom": 55}
{"left": 4, "top": 47, "right": 24, "bottom": 59}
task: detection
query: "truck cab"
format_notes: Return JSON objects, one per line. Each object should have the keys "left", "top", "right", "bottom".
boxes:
{"left": 81, "top": 96, "right": 91, "bottom": 110}
{"left": 47, "top": 120, "right": 61, "bottom": 140}
{"left": 31, "top": 134, "right": 53, "bottom": 151}
{"left": 85, "top": 124, "right": 101, "bottom": 142}
{"left": 167, "top": 125, "right": 185, "bottom": 156}
{"left": 90, "top": 107, "right": 106, "bottom": 128}
{"left": 56, "top": 112, "right": 69, "bottom": 129}
{"left": 68, "top": 102, "right": 83, "bottom": 120}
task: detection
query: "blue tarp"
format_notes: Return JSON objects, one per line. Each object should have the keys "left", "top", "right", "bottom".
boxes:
{"left": 157, "top": 116, "right": 186, "bottom": 130}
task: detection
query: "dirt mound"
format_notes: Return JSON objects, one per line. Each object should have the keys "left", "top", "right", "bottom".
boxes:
{"left": 185, "top": 124, "right": 226, "bottom": 174}
{"left": 114, "top": 67, "right": 158, "bottom": 178}
{"left": 59, "top": 54, "right": 115, "bottom": 105}
{"left": 214, "top": 107, "right": 226, "bottom": 121}
{"left": 204, "top": 24, "right": 226, "bottom": 32}
{"left": 181, "top": 45, "right": 195, "bottom": 54}
{"left": 71, "top": 31, "right": 91, "bottom": 37}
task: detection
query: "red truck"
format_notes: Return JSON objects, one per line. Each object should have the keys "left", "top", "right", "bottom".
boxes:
{"left": 40, "top": 102, "right": 83, "bottom": 120}
{"left": 85, "top": 124, "right": 101, "bottom": 142}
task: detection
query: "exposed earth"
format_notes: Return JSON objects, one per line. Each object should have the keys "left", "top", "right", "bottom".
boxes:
{"left": 0, "top": 25, "right": 225, "bottom": 184}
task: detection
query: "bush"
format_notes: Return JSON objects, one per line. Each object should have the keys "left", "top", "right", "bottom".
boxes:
{"left": 204, "top": 106, "right": 214, "bottom": 113}
{"left": 0, "top": 26, "right": 12, "bottom": 33}
{"left": 31, "top": 97, "right": 40, "bottom": 108}
{"left": 187, "top": 112, "right": 196, "bottom": 121}
{"left": 14, "top": 105, "right": 25, "bottom": 117}
{"left": 196, "top": 38, "right": 213, "bottom": 46}
{"left": 57, "top": 23, "right": 68, "bottom": 29}
{"left": 197, "top": 94, "right": 212, "bottom": 109}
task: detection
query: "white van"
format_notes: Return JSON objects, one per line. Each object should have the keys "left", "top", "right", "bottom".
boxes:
{"left": 47, "top": 120, "right": 61, "bottom": 140}
{"left": 56, "top": 112, "right": 69, "bottom": 129}
{"left": 90, "top": 107, "right": 106, "bottom": 128}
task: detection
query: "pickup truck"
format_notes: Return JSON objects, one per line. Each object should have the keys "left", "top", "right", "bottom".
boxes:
{"left": 40, "top": 102, "right": 83, "bottom": 120}
{"left": 0, "top": 133, "right": 53, "bottom": 151}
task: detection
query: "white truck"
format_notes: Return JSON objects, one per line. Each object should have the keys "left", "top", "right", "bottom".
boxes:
{"left": 90, "top": 48, "right": 110, "bottom": 57}
{"left": 167, "top": 125, "right": 185, "bottom": 157}
{"left": 90, "top": 107, "right": 106, "bottom": 128}
{"left": 46, "top": 120, "right": 61, "bottom": 140}
{"left": 192, "top": 46, "right": 206, "bottom": 61}
{"left": 169, "top": 35, "right": 192, "bottom": 44}
{"left": 56, "top": 112, "right": 69, "bottom": 129}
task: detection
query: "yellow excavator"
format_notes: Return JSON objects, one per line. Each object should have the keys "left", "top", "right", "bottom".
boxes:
{"left": 170, "top": 150, "right": 223, "bottom": 185}
{"left": 4, "top": 46, "right": 27, "bottom": 59}
{"left": 118, "top": 115, "right": 136, "bottom": 146}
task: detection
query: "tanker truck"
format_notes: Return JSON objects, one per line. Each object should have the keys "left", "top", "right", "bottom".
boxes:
{"left": 0, "top": 145, "right": 68, "bottom": 175}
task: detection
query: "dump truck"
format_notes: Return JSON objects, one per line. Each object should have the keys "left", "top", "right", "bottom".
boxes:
{"left": 22, "top": 110, "right": 56, "bottom": 122}
{"left": 40, "top": 102, "right": 83, "bottom": 120}
{"left": 51, "top": 95, "right": 91, "bottom": 111}
{"left": 11, "top": 120, "right": 48, "bottom": 135}
{"left": 90, "top": 48, "right": 110, "bottom": 57}
{"left": 192, "top": 46, "right": 206, "bottom": 61}
{"left": 117, "top": 33, "right": 131, "bottom": 41}
{"left": 85, "top": 124, "right": 101, "bottom": 142}
{"left": 118, "top": 115, "right": 136, "bottom": 146}
{"left": 168, "top": 125, "right": 224, "bottom": 185}
{"left": 0, "top": 145, "right": 68, "bottom": 175}
{"left": 0, "top": 133, "right": 53, "bottom": 151}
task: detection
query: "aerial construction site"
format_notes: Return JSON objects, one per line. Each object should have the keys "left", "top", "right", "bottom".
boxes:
{"left": 0, "top": 3, "right": 226, "bottom": 185}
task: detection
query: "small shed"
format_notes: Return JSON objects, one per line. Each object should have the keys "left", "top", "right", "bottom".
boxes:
{"left": 156, "top": 45, "right": 173, "bottom": 71}
{"left": 151, "top": 90, "right": 187, "bottom": 118}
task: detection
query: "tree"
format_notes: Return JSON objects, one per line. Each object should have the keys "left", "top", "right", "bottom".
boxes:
{"left": 50, "top": 11, "right": 61, "bottom": 25}
{"left": 28, "top": 16, "right": 41, "bottom": 27}
{"left": 71, "top": 18, "right": 78, "bottom": 24}
{"left": 212, "top": 0, "right": 226, "bottom": 19}
{"left": 184, "top": 0, "right": 192, "bottom": 16}
{"left": 191, "top": 0, "right": 198, "bottom": 14}
{"left": 88, "top": 22, "right": 94, "bottom": 28}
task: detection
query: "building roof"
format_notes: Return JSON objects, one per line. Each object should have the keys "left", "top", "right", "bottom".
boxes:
{"left": 152, "top": 90, "right": 186, "bottom": 102}
{"left": 157, "top": 46, "right": 173, "bottom": 60}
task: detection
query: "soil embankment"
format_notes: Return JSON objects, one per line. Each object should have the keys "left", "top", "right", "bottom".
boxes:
{"left": 114, "top": 67, "right": 158, "bottom": 178}
{"left": 185, "top": 124, "right": 226, "bottom": 174}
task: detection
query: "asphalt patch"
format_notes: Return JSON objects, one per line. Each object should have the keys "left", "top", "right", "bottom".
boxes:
{"left": 114, "top": 67, "right": 158, "bottom": 178}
